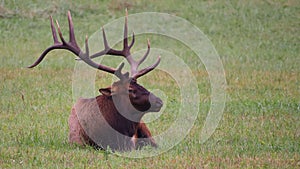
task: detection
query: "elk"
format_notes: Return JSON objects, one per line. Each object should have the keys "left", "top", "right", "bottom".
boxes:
{"left": 28, "top": 11, "right": 163, "bottom": 151}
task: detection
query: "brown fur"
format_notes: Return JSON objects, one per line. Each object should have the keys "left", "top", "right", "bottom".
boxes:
{"left": 69, "top": 80, "right": 161, "bottom": 151}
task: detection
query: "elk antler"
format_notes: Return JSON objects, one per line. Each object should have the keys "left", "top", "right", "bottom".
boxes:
{"left": 90, "top": 9, "right": 161, "bottom": 79}
{"left": 28, "top": 10, "right": 160, "bottom": 80}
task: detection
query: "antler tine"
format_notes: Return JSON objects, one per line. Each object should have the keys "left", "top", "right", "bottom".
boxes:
{"left": 123, "top": 8, "right": 135, "bottom": 53}
{"left": 68, "top": 11, "right": 79, "bottom": 50}
{"left": 114, "top": 62, "right": 129, "bottom": 81}
{"left": 133, "top": 56, "right": 161, "bottom": 79}
{"left": 137, "top": 39, "right": 150, "bottom": 66}
{"left": 81, "top": 36, "right": 116, "bottom": 74}
{"left": 102, "top": 27, "right": 109, "bottom": 50}
{"left": 122, "top": 8, "right": 135, "bottom": 55}
{"left": 123, "top": 9, "right": 128, "bottom": 51}
{"left": 50, "top": 16, "right": 60, "bottom": 44}
{"left": 87, "top": 28, "right": 111, "bottom": 59}
{"left": 129, "top": 32, "right": 135, "bottom": 49}
{"left": 55, "top": 20, "right": 67, "bottom": 46}
{"left": 84, "top": 35, "right": 89, "bottom": 56}
{"left": 89, "top": 27, "right": 124, "bottom": 59}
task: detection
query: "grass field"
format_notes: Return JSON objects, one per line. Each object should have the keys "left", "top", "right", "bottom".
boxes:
{"left": 0, "top": 0, "right": 299, "bottom": 168}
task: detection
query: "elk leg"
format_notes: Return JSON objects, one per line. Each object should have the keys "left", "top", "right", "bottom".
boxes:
{"left": 135, "top": 122, "right": 157, "bottom": 149}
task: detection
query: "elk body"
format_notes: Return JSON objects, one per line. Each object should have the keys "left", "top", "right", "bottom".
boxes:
{"left": 29, "top": 11, "right": 163, "bottom": 151}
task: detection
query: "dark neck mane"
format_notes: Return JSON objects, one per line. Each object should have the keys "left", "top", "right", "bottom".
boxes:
{"left": 96, "top": 95, "right": 142, "bottom": 137}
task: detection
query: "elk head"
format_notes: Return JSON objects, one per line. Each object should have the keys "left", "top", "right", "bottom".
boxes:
{"left": 100, "top": 76, "right": 163, "bottom": 115}
{"left": 28, "top": 10, "right": 163, "bottom": 120}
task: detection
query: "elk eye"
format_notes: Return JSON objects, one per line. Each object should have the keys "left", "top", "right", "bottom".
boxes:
{"left": 128, "top": 89, "right": 135, "bottom": 93}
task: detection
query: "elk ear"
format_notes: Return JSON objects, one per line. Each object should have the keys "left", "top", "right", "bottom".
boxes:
{"left": 99, "top": 87, "right": 112, "bottom": 97}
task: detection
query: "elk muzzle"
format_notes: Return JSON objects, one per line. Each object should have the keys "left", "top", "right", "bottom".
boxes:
{"left": 148, "top": 93, "right": 163, "bottom": 112}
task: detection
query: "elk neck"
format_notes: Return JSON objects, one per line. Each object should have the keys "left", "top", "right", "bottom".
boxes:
{"left": 96, "top": 95, "right": 143, "bottom": 137}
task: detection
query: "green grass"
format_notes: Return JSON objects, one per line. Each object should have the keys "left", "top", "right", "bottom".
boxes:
{"left": 1, "top": 0, "right": 299, "bottom": 168}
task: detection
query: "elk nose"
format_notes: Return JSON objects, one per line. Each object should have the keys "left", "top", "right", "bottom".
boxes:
{"left": 149, "top": 93, "right": 163, "bottom": 108}
{"left": 156, "top": 97, "right": 163, "bottom": 107}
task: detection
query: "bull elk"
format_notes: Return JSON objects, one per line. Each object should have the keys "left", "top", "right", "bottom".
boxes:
{"left": 28, "top": 10, "right": 163, "bottom": 151}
